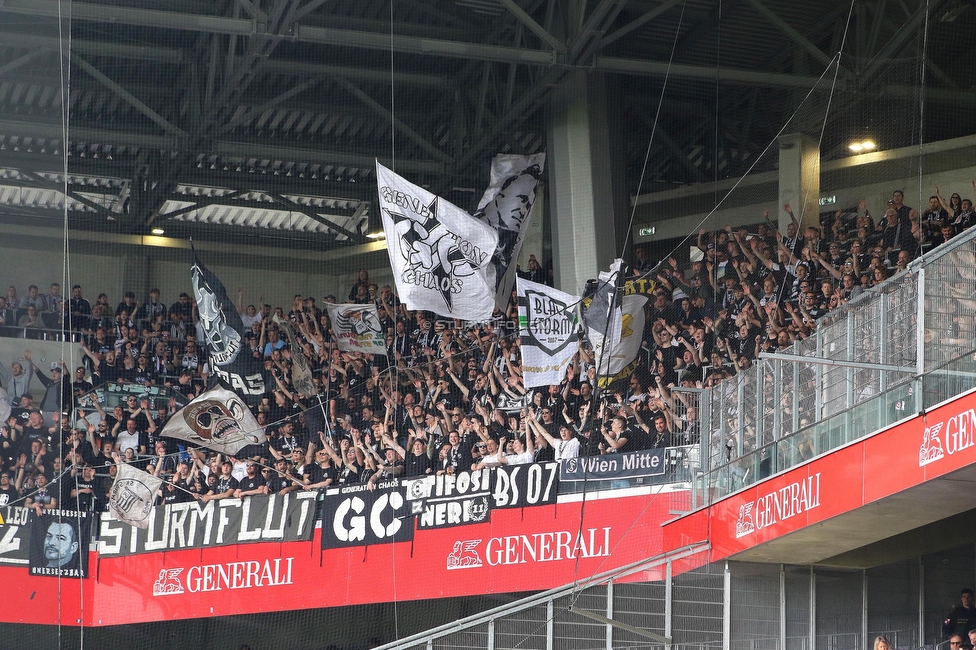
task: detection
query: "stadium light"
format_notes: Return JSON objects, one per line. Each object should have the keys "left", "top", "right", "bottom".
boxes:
{"left": 151, "top": 228, "right": 165, "bottom": 235}
{"left": 848, "top": 139, "right": 876, "bottom": 153}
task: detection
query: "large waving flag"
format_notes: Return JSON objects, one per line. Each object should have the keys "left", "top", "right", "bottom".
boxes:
{"left": 191, "top": 257, "right": 265, "bottom": 400}
{"left": 376, "top": 161, "right": 498, "bottom": 321}
{"left": 583, "top": 260, "right": 647, "bottom": 377}
{"left": 157, "top": 385, "right": 264, "bottom": 455}
{"left": 325, "top": 302, "right": 388, "bottom": 354}
{"left": 517, "top": 277, "right": 578, "bottom": 388}
{"left": 474, "top": 153, "right": 545, "bottom": 311}
{"left": 109, "top": 463, "right": 162, "bottom": 529}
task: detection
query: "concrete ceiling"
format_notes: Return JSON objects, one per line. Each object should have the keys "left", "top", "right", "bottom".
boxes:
{"left": 0, "top": 0, "right": 971, "bottom": 258}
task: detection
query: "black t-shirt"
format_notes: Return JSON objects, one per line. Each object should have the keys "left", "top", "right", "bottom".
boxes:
{"left": 213, "top": 474, "right": 239, "bottom": 494}
{"left": 265, "top": 473, "right": 292, "bottom": 494}
{"left": 404, "top": 452, "right": 432, "bottom": 477}
{"left": 72, "top": 476, "right": 98, "bottom": 511}
{"left": 238, "top": 475, "right": 266, "bottom": 492}
{"left": 0, "top": 485, "right": 19, "bottom": 507}
{"left": 306, "top": 463, "right": 336, "bottom": 486}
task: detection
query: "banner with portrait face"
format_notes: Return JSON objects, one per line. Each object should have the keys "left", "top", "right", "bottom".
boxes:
{"left": 473, "top": 153, "right": 546, "bottom": 311}
{"left": 29, "top": 509, "right": 92, "bottom": 578}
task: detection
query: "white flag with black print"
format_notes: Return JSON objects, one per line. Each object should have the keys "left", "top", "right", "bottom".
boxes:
{"left": 325, "top": 302, "right": 387, "bottom": 354}
{"left": 474, "top": 153, "right": 546, "bottom": 311}
{"left": 109, "top": 462, "right": 162, "bottom": 529}
{"left": 158, "top": 385, "right": 264, "bottom": 455}
{"left": 376, "top": 161, "right": 498, "bottom": 321}
{"left": 517, "top": 277, "right": 579, "bottom": 388}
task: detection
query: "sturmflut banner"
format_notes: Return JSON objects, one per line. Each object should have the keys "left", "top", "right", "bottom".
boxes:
{"left": 376, "top": 161, "right": 498, "bottom": 321}
{"left": 325, "top": 302, "right": 388, "bottom": 354}
{"left": 98, "top": 492, "right": 317, "bottom": 556}
{"left": 517, "top": 277, "right": 578, "bottom": 388}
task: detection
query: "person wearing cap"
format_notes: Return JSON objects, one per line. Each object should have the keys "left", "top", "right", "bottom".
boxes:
{"left": 69, "top": 463, "right": 98, "bottom": 511}
{"left": 29, "top": 358, "right": 70, "bottom": 422}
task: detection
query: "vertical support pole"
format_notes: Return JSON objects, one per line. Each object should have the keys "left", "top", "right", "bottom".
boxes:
{"left": 607, "top": 580, "right": 614, "bottom": 650}
{"left": 737, "top": 379, "right": 745, "bottom": 458}
{"left": 815, "top": 333, "right": 824, "bottom": 426}
{"left": 846, "top": 311, "right": 855, "bottom": 410}
{"left": 547, "top": 598, "right": 554, "bottom": 650}
{"left": 879, "top": 292, "right": 889, "bottom": 394}
{"left": 780, "top": 564, "right": 787, "bottom": 650}
{"left": 862, "top": 570, "right": 869, "bottom": 650}
{"left": 723, "top": 561, "right": 732, "bottom": 650}
{"left": 773, "top": 359, "right": 783, "bottom": 441}
{"left": 487, "top": 619, "right": 495, "bottom": 650}
{"left": 793, "top": 357, "right": 800, "bottom": 433}
{"left": 810, "top": 566, "right": 816, "bottom": 650}
{"left": 916, "top": 267, "right": 926, "bottom": 378}
{"left": 665, "top": 562, "right": 673, "bottom": 650}
{"left": 919, "top": 556, "right": 925, "bottom": 648}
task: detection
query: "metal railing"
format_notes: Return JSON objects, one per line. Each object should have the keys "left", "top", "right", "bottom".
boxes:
{"left": 695, "top": 224, "right": 976, "bottom": 507}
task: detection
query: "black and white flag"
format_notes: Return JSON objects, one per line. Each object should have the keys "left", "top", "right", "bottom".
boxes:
{"left": 108, "top": 463, "right": 162, "bottom": 530}
{"left": 158, "top": 385, "right": 264, "bottom": 455}
{"left": 191, "top": 257, "right": 266, "bottom": 400}
{"left": 583, "top": 260, "right": 648, "bottom": 377}
{"left": 517, "top": 277, "right": 578, "bottom": 388}
{"left": 324, "top": 302, "right": 387, "bottom": 354}
{"left": 473, "top": 153, "right": 545, "bottom": 311}
{"left": 376, "top": 162, "right": 498, "bottom": 321}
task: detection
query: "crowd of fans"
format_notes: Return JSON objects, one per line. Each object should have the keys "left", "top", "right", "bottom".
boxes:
{"left": 0, "top": 185, "right": 971, "bottom": 517}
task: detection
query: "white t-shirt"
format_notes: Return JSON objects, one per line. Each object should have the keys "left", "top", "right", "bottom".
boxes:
{"left": 553, "top": 437, "right": 580, "bottom": 461}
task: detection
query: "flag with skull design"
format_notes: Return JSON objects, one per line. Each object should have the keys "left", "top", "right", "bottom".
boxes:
{"left": 158, "top": 385, "right": 264, "bottom": 455}
{"left": 191, "top": 256, "right": 266, "bottom": 401}
{"left": 375, "top": 161, "right": 498, "bottom": 321}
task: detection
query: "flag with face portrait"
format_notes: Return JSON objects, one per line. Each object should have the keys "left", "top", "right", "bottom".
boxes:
{"left": 108, "top": 463, "right": 163, "bottom": 529}
{"left": 325, "top": 302, "right": 387, "bottom": 354}
{"left": 376, "top": 161, "right": 498, "bottom": 321}
{"left": 158, "top": 385, "right": 264, "bottom": 455}
{"left": 474, "top": 153, "right": 545, "bottom": 311}
{"left": 191, "top": 257, "right": 266, "bottom": 400}
{"left": 517, "top": 277, "right": 578, "bottom": 388}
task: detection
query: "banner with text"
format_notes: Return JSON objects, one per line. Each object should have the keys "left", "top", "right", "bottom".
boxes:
{"left": 560, "top": 449, "right": 666, "bottom": 481}
{"left": 98, "top": 492, "right": 317, "bottom": 556}
{"left": 320, "top": 480, "right": 415, "bottom": 549}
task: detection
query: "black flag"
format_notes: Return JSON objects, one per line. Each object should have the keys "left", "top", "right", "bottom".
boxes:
{"left": 191, "top": 257, "right": 266, "bottom": 401}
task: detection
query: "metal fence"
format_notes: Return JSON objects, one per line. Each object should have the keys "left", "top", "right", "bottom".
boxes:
{"left": 695, "top": 224, "right": 976, "bottom": 506}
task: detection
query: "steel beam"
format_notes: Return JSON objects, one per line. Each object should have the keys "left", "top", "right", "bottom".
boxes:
{"left": 498, "top": 0, "right": 565, "bottom": 51}
{"left": 72, "top": 56, "right": 189, "bottom": 138}
{"left": 600, "top": 0, "right": 687, "bottom": 48}
{"left": 742, "top": 0, "right": 835, "bottom": 68}
{"left": 596, "top": 56, "right": 833, "bottom": 88}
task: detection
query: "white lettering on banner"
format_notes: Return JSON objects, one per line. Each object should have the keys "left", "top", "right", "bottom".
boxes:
{"left": 332, "top": 493, "right": 406, "bottom": 543}
{"left": 492, "top": 464, "right": 558, "bottom": 508}
{"left": 734, "top": 473, "right": 821, "bottom": 539}
{"left": 98, "top": 492, "right": 317, "bottom": 555}
{"left": 918, "top": 410, "right": 976, "bottom": 467}
{"left": 153, "top": 559, "right": 295, "bottom": 596}
{"left": 447, "top": 529, "right": 612, "bottom": 569}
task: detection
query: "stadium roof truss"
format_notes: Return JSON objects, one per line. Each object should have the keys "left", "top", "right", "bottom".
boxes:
{"left": 0, "top": 0, "right": 971, "bottom": 257}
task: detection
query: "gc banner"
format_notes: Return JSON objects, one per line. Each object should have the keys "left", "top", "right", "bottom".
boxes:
{"left": 98, "top": 492, "right": 318, "bottom": 556}
{"left": 560, "top": 449, "right": 666, "bottom": 481}
{"left": 321, "top": 482, "right": 415, "bottom": 549}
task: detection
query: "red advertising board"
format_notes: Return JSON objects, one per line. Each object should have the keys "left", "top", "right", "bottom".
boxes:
{"left": 1, "top": 490, "right": 685, "bottom": 626}
{"left": 663, "top": 388, "right": 976, "bottom": 564}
